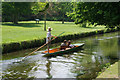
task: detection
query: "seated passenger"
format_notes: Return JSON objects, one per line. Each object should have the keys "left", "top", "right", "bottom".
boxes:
{"left": 60, "top": 40, "right": 67, "bottom": 50}
{"left": 67, "top": 40, "right": 75, "bottom": 48}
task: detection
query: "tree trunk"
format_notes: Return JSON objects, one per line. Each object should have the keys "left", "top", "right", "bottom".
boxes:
{"left": 13, "top": 13, "right": 18, "bottom": 24}
{"left": 62, "top": 14, "right": 64, "bottom": 24}
{"left": 44, "top": 11, "right": 46, "bottom": 31}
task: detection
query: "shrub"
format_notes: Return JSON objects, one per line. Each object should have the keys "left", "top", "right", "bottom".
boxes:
{"left": 97, "top": 30, "right": 104, "bottom": 34}
{"left": 2, "top": 29, "right": 119, "bottom": 54}
{"left": 2, "top": 42, "right": 21, "bottom": 53}
{"left": 21, "top": 41, "right": 31, "bottom": 49}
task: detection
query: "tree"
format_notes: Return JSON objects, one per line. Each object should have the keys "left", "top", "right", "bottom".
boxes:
{"left": 32, "top": 2, "right": 49, "bottom": 31}
{"left": 70, "top": 2, "right": 120, "bottom": 28}
{"left": 53, "top": 2, "right": 73, "bottom": 24}
{"left": 2, "top": 2, "right": 32, "bottom": 24}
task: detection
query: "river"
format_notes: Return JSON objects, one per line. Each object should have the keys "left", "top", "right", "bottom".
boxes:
{"left": 1, "top": 31, "right": 120, "bottom": 79}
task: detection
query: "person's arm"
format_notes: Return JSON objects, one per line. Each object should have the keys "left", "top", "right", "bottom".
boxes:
{"left": 52, "top": 35, "right": 57, "bottom": 38}
{"left": 70, "top": 44, "right": 75, "bottom": 48}
{"left": 51, "top": 35, "right": 57, "bottom": 38}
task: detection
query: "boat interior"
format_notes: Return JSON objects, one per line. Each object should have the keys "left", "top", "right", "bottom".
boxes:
{"left": 43, "top": 45, "right": 78, "bottom": 53}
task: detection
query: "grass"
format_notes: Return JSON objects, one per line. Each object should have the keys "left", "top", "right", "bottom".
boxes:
{"left": 2, "top": 21, "right": 105, "bottom": 43}
{"left": 97, "top": 61, "right": 119, "bottom": 78}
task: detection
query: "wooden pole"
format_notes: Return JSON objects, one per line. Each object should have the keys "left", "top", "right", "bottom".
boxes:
{"left": 20, "top": 32, "right": 65, "bottom": 61}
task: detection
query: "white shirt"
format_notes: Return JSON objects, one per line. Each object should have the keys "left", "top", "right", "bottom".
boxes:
{"left": 61, "top": 43, "right": 67, "bottom": 46}
{"left": 46, "top": 31, "right": 52, "bottom": 43}
{"left": 69, "top": 44, "right": 74, "bottom": 48}
{"left": 47, "top": 31, "right": 51, "bottom": 38}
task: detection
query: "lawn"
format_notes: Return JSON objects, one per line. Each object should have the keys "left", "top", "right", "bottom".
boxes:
{"left": 97, "top": 61, "right": 119, "bottom": 78}
{"left": 2, "top": 21, "right": 105, "bottom": 43}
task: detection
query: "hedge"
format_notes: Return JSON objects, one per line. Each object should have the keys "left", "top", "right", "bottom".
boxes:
{"left": 2, "top": 28, "right": 120, "bottom": 54}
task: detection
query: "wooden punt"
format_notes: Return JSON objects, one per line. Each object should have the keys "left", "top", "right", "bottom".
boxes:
{"left": 42, "top": 43, "right": 84, "bottom": 57}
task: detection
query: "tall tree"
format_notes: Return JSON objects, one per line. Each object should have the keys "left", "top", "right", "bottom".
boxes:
{"left": 32, "top": 2, "right": 49, "bottom": 31}
{"left": 2, "top": 2, "right": 32, "bottom": 24}
{"left": 53, "top": 2, "right": 73, "bottom": 24}
{"left": 70, "top": 2, "right": 120, "bottom": 28}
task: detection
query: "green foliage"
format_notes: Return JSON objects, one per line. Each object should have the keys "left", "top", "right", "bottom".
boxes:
{"left": 31, "top": 2, "right": 49, "bottom": 31}
{"left": 97, "top": 61, "right": 119, "bottom": 78}
{"left": 53, "top": 2, "right": 73, "bottom": 14}
{"left": 4, "top": 21, "right": 119, "bottom": 53}
{"left": 2, "top": 2, "right": 73, "bottom": 23}
{"left": 2, "top": 2, "right": 32, "bottom": 24}
{"left": 2, "top": 43, "right": 21, "bottom": 53}
{"left": 51, "top": 2, "right": 73, "bottom": 23}
{"left": 31, "top": 2, "right": 48, "bottom": 15}
{"left": 2, "top": 21, "right": 110, "bottom": 53}
{"left": 2, "top": 39, "right": 46, "bottom": 53}
{"left": 70, "top": 2, "right": 120, "bottom": 28}
{"left": 98, "top": 63, "right": 111, "bottom": 76}
{"left": 2, "top": 27, "right": 119, "bottom": 53}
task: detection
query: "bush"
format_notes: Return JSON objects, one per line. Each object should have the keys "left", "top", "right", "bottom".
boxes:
{"left": 2, "top": 28, "right": 119, "bottom": 54}
{"left": 2, "top": 42, "right": 21, "bottom": 53}
{"left": 97, "top": 30, "right": 104, "bottom": 34}
{"left": 105, "top": 28, "right": 111, "bottom": 33}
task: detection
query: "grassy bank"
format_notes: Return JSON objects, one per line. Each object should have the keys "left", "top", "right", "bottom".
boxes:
{"left": 97, "top": 61, "right": 119, "bottom": 78}
{"left": 2, "top": 21, "right": 119, "bottom": 53}
{"left": 2, "top": 21, "right": 105, "bottom": 43}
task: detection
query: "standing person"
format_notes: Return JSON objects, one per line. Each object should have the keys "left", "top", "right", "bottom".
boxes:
{"left": 46, "top": 27, "right": 56, "bottom": 53}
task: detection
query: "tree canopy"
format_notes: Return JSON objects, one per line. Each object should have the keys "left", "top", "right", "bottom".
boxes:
{"left": 2, "top": 2, "right": 73, "bottom": 24}
{"left": 31, "top": 2, "right": 48, "bottom": 15}
{"left": 2, "top": 2, "right": 32, "bottom": 24}
{"left": 53, "top": 2, "right": 73, "bottom": 24}
{"left": 70, "top": 2, "right": 120, "bottom": 28}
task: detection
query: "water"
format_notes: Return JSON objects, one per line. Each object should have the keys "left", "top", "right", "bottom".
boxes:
{"left": 1, "top": 32, "right": 120, "bottom": 79}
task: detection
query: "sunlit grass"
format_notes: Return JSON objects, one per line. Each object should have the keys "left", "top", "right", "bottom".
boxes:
{"left": 2, "top": 21, "right": 105, "bottom": 43}
{"left": 97, "top": 61, "right": 119, "bottom": 78}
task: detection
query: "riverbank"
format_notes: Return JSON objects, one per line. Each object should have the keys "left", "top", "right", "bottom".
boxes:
{"left": 2, "top": 30, "right": 119, "bottom": 79}
{"left": 2, "top": 21, "right": 119, "bottom": 53}
{"left": 97, "top": 61, "right": 119, "bottom": 78}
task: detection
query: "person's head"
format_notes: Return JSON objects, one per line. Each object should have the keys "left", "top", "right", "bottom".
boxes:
{"left": 68, "top": 40, "right": 71, "bottom": 45}
{"left": 47, "top": 27, "right": 52, "bottom": 31}
{"left": 63, "top": 40, "right": 67, "bottom": 43}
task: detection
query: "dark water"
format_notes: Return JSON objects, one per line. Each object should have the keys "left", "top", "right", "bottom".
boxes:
{"left": 1, "top": 32, "right": 120, "bottom": 79}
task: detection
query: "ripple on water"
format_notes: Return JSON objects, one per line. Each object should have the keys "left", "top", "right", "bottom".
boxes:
{"left": 2, "top": 32, "right": 119, "bottom": 79}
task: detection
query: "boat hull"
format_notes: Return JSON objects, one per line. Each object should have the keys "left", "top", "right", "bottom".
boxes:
{"left": 43, "top": 43, "right": 84, "bottom": 57}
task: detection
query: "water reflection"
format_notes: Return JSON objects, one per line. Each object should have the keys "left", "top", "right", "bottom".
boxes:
{"left": 2, "top": 31, "right": 120, "bottom": 79}
{"left": 71, "top": 52, "right": 110, "bottom": 78}
{"left": 2, "top": 59, "right": 35, "bottom": 79}
{"left": 46, "top": 58, "right": 52, "bottom": 78}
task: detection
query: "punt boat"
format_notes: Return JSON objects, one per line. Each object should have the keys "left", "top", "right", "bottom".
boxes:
{"left": 42, "top": 43, "right": 84, "bottom": 57}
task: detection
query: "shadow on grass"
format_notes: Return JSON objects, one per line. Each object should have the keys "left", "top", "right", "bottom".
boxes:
{"left": 54, "top": 22, "right": 74, "bottom": 25}
{"left": 79, "top": 26, "right": 104, "bottom": 29}
{"left": 2, "top": 23, "right": 43, "bottom": 28}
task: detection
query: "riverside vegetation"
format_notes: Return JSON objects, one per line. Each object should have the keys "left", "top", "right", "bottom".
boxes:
{"left": 97, "top": 61, "right": 119, "bottom": 78}
{"left": 2, "top": 21, "right": 119, "bottom": 53}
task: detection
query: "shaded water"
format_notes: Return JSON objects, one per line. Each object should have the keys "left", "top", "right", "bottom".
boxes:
{"left": 1, "top": 32, "right": 120, "bottom": 79}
